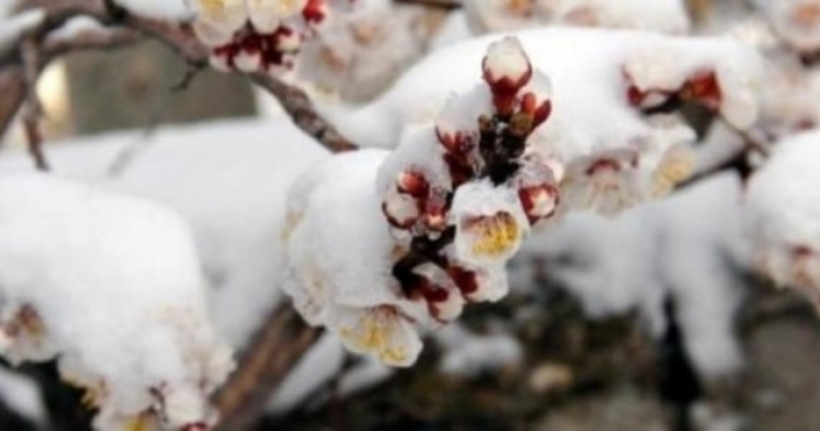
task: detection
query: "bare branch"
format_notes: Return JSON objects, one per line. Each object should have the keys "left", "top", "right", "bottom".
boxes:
{"left": 20, "top": 38, "right": 49, "bottom": 170}
{"left": 394, "top": 0, "right": 462, "bottom": 10}
{"left": 211, "top": 306, "right": 321, "bottom": 431}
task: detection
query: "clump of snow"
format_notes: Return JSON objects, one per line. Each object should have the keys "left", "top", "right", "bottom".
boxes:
{"left": 0, "top": 173, "right": 233, "bottom": 430}
{"left": 112, "top": 0, "right": 193, "bottom": 21}
{"left": 744, "top": 130, "right": 820, "bottom": 307}
{"left": 436, "top": 324, "right": 522, "bottom": 378}
{"left": 516, "top": 173, "right": 748, "bottom": 377}
{"left": 283, "top": 149, "right": 427, "bottom": 366}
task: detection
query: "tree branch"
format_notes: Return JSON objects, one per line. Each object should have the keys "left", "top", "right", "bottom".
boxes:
{"left": 211, "top": 306, "right": 321, "bottom": 431}
{"left": 394, "top": 0, "right": 462, "bottom": 11}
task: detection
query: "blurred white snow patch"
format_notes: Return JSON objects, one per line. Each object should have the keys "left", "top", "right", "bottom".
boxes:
{"left": 0, "top": 172, "right": 233, "bottom": 429}
{"left": 436, "top": 324, "right": 523, "bottom": 378}
{"left": 46, "top": 16, "right": 107, "bottom": 44}
{"left": 268, "top": 334, "right": 345, "bottom": 414}
{"left": 0, "top": 119, "right": 331, "bottom": 350}
{"left": 517, "top": 173, "right": 747, "bottom": 377}
{"left": 0, "top": 368, "right": 45, "bottom": 426}
{"left": 744, "top": 130, "right": 820, "bottom": 306}
{"left": 429, "top": 10, "right": 472, "bottom": 50}
{"left": 338, "top": 357, "right": 394, "bottom": 397}
{"left": 112, "top": 0, "right": 193, "bottom": 21}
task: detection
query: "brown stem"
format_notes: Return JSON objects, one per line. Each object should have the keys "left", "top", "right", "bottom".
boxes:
{"left": 211, "top": 306, "right": 321, "bottom": 431}
{"left": 394, "top": 0, "right": 462, "bottom": 11}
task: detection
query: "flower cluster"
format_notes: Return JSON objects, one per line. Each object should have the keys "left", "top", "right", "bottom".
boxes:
{"left": 379, "top": 37, "right": 560, "bottom": 314}
{"left": 282, "top": 37, "right": 560, "bottom": 367}
{"left": 296, "top": 0, "right": 424, "bottom": 102}
{"left": 191, "top": 0, "right": 353, "bottom": 74}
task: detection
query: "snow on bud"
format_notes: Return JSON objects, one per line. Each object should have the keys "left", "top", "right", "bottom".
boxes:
{"left": 623, "top": 41, "right": 762, "bottom": 129}
{"left": 483, "top": 36, "right": 534, "bottom": 115}
{"left": 435, "top": 86, "right": 494, "bottom": 156}
{"left": 451, "top": 181, "right": 529, "bottom": 267}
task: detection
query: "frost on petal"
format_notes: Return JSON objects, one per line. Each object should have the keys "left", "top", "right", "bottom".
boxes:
{"left": 331, "top": 306, "right": 422, "bottom": 367}
{"left": 560, "top": 150, "right": 641, "bottom": 216}
{"left": 247, "top": 0, "right": 298, "bottom": 33}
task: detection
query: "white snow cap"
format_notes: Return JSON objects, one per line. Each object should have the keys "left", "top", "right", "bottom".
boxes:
{"left": 0, "top": 173, "right": 233, "bottom": 431}
{"left": 283, "top": 150, "right": 426, "bottom": 367}
{"left": 112, "top": 0, "right": 193, "bottom": 20}
{"left": 744, "top": 130, "right": 820, "bottom": 306}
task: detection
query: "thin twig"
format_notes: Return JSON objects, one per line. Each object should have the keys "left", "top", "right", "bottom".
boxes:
{"left": 211, "top": 306, "right": 321, "bottom": 431}
{"left": 394, "top": 0, "right": 462, "bottom": 10}
{"left": 20, "top": 38, "right": 48, "bottom": 171}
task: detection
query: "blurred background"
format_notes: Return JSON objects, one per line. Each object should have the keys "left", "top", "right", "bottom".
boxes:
{"left": 3, "top": 0, "right": 820, "bottom": 430}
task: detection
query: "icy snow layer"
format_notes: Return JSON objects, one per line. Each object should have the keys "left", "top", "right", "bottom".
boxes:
{"left": 755, "top": 0, "right": 820, "bottom": 53}
{"left": 463, "top": 0, "right": 690, "bottom": 35}
{"left": 515, "top": 173, "right": 749, "bottom": 377}
{"left": 0, "top": 173, "right": 233, "bottom": 430}
{"left": 325, "top": 28, "right": 762, "bottom": 215}
{"left": 744, "top": 130, "right": 820, "bottom": 307}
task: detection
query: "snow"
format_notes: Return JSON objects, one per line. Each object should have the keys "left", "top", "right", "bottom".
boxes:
{"left": 45, "top": 16, "right": 108, "bottom": 44}
{"left": 744, "top": 130, "right": 820, "bottom": 305}
{"left": 436, "top": 324, "right": 523, "bottom": 378}
{"left": 0, "top": 368, "right": 45, "bottom": 426}
{"left": 327, "top": 28, "right": 760, "bottom": 215}
{"left": 0, "top": 120, "right": 337, "bottom": 414}
{"left": 0, "top": 172, "right": 233, "bottom": 430}
{"left": 515, "top": 173, "right": 748, "bottom": 377}
{"left": 112, "top": 0, "right": 193, "bottom": 21}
